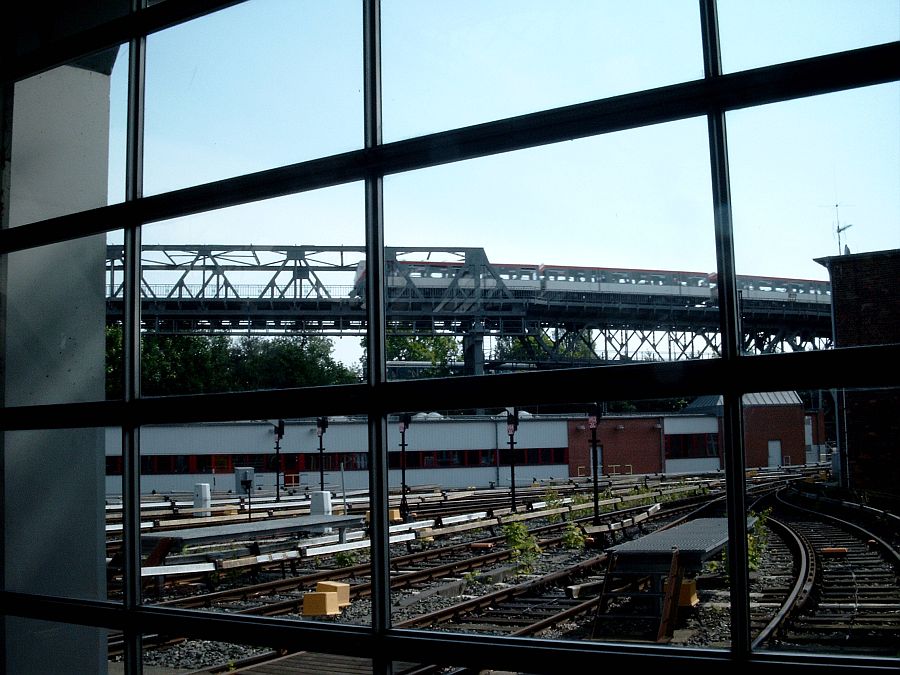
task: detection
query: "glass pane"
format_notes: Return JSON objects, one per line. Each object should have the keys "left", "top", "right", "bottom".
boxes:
{"left": 719, "top": 0, "right": 900, "bottom": 74}
{"left": 728, "top": 84, "right": 900, "bottom": 354}
{"left": 9, "top": 46, "right": 127, "bottom": 227}
{"left": 138, "top": 417, "right": 372, "bottom": 628}
{"left": 386, "top": 397, "right": 730, "bottom": 649}
{"left": 7, "top": 617, "right": 106, "bottom": 674}
{"left": 12, "top": 2, "right": 129, "bottom": 60}
{"left": 5, "top": 235, "right": 111, "bottom": 405}
{"left": 382, "top": 118, "right": 717, "bottom": 381}
{"left": 134, "top": 637, "right": 380, "bottom": 674}
{"left": 382, "top": 0, "right": 704, "bottom": 141}
{"left": 138, "top": 185, "right": 364, "bottom": 396}
{"left": 745, "top": 387, "right": 900, "bottom": 656}
{"left": 5, "top": 428, "right": 110, "bottom": 602}
{"left": 144, "top": 0, "right": 362, "bottom": 195}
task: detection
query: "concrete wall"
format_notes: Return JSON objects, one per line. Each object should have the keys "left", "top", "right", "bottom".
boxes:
{"left": 665, "top": 458, "right": 721, "bottom": 475}
{"left": 3, "top": 65, "right": 111, "bottom": 674}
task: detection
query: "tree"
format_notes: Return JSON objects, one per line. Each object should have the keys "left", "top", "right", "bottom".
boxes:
{"left": 141, "top": 332, "right": 234, "bottom": 396}
{"left": 106, "top": 325, "right": 124, "bottom": 399}
{"left": 494, "top": 331, "right": 598, "bottom": 365}
{"left": 106, "top": 326, "right": 357, "bottom": 398}
{"left": 360, "top": 334, "right": 461, "bottom": 377}
{"left": 231, "top": 336, "right": 357, "bottom": 390}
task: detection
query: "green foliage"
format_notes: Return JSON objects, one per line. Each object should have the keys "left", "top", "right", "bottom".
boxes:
{"left": 629, "top": 483, "right": 655, "bottom": 507}
{"left": 334, "top": 550, "right": 359, "bottom": 568}
{"left": 562, "top": 522, "right": 586, "bottom": 550}
{"left": 494, "top": 332, "right": 596, "bottom": 364}
{"left": 361, "top": 334, "right": 461, "bottom": 377}
{"left": 105, "top": 325, "right": 124, "bottom": 398}
{"left": 747, "top": 508, "right": 771, "bottom": 572}
{"left": 543, "top": 488, "right": 564, "bottom": 523}
{"left": 105, "top": 326, "right": 357, "bottom": 398}
{"left": 704, "top": 508, "right": 771, "bottom": 575}
{"left": 231, "top": 335, "right": 357, "bottom": 390}
{"left": 502, "top": 522, "right": 542, "bottom": 574}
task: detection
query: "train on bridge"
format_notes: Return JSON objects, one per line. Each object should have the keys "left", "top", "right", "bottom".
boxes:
{"left": 364, "top": 258, "right": 832, "bottom": 306}
{"left": 107, "top": 246, "right": 833, "bottom": 355}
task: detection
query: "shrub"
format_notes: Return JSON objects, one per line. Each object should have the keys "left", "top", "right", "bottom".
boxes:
{"left": 502, "top": 522, "right": 542, "bottom": 574}
{"left": 562, "top": 522, "right": 586, "bottom": 550}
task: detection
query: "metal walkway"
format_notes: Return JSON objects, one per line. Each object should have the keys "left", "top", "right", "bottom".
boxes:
{"left": 609, "top": 517, "right": 752, "bottom": 572}
{"left": 230, "top": 652, "right": 421, "bottom": 674}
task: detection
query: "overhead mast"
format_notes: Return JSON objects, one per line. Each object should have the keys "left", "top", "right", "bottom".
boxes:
{"left": 833, "top": 203, "right": 854, "bottom": 255}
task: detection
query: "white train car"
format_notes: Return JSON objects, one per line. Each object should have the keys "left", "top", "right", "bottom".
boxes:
{"left": 358, "top": 257, "right": 831, "bottom": 308}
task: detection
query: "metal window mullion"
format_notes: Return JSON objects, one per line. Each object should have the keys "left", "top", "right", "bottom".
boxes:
{"left": 122, "top": 5, "right": 147, "bottom": 672}
{"left": 0, "top": 56, "right": 13, "bottom": 675}
{"left": 701, "top": 0, "right": 750, "bottom": 660}
{"left": 363, "top": 2, "right": 392, "bottom": 674}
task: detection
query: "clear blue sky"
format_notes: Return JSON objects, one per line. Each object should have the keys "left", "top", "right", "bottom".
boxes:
{"left": 106, "top": 1, "right": 899, "bottom": 364}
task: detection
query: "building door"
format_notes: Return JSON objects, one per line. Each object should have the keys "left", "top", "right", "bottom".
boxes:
{"left": 767, "top": 440, "right": 782, "bottom": 468}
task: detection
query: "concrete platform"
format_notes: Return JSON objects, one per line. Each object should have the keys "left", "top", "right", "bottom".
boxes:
{"left": 141, "top": 514, "right": 365, "bottom": 562}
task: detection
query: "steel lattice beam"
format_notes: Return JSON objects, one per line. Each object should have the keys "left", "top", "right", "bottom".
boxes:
{"left": 107, "top": 244, "right": 833, "bottom": 364}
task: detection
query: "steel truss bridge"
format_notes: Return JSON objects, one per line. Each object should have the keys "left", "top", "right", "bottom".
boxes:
{"left": 106, "top": 245, "right": 833, "bottom": 373}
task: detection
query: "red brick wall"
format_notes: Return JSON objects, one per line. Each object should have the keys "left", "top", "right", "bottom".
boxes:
{"left": 744, "top": 406, "right": 806, "bottom": 468}
{"left": 600, "top": 418, "right": 664, "bottom": 475}
{"left": 822, "top": 249, "right": 900, "bottom": 493}
{"left": 568, "top": 407, "right": 811, "bottom": 474}
{"left": 827, "top": 250, "right": 900, "bottom": 347}
{"left": 567, "top": 420, "right": 592, "bottom": 477}
{"left": 567, "top": 418, "right": 664, "bottom": 476}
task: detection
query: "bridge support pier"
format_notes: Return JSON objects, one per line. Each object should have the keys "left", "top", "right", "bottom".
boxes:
{"left": 463, "top": 324, "right": 485, "bottom": 376}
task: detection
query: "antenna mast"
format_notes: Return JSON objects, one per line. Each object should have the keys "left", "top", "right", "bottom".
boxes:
{"left": 833, "top": 203, "right": 854, "bottom": 255}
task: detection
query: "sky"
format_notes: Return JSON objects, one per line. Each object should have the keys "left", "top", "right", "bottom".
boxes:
{"left": 104, "top": 0, "right": 900, "bottom": 367}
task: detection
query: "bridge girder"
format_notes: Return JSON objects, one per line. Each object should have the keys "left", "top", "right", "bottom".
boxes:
{"left": 107, "top": 244, "right": 833, "bottom": 364}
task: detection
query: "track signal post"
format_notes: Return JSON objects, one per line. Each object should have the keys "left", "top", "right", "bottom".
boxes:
{"left": 588, "top": 405, "right": 601, "bottom": 524}
{"left": 316, "top": 417, "right": 328, "bottom": 492}
{"left": 274, "top": 419, "right": 285, "bottom": 501}
{"left": 507, "top": 407, "right": 519, "bottom": 512}
{"left": 399, "top": 413, "right": 412, "bottom": 522}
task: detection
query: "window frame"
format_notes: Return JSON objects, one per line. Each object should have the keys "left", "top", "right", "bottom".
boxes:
{"left": 1, "top": 1, "right": 898, "bottom": 674}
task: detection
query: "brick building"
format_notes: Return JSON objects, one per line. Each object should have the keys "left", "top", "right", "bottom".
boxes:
{"left": 817, "top": 249, "right": 900, "bottom": 495}
{"left": 566, "top": 391, "right": 819, "bottom": 477}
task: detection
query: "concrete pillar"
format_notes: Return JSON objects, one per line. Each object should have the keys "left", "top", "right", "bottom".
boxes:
{"left": 310, "top": 490, "right": 333, "bottom": 534}
{"left": 3, "top": 59, "right": 114, "bottom": 675}
{"left": 193, "top": 483, "right": 211, "bottom": 518}
{"left": 310, "top": 490, "right": 333, "bottom": 516}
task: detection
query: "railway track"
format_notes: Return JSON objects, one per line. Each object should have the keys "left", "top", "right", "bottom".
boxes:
{"left": 119, "top": 498, "right": 696, "bottom": 669}
{"left": 116, "top": 481, "right": 816, "bottom": 672}
{"left": 751, "top": 491, "right": 900, "bottom": 655}
{"left": 394, "top": 554, "right": 609, "bottom": 635}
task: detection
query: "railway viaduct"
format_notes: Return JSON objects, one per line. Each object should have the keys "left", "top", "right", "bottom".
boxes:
{"left": 106, "top": 244, "right": 833, "bottom": 374}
